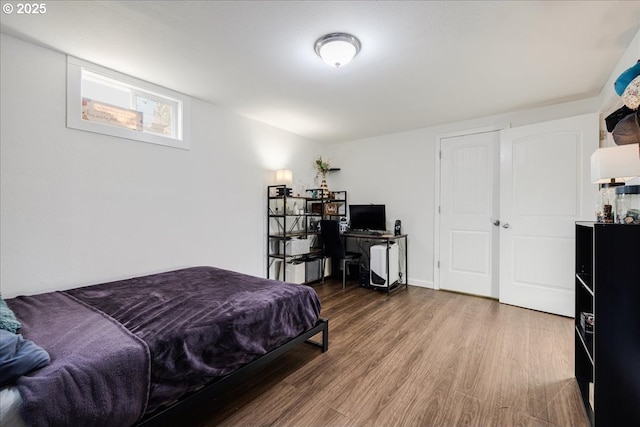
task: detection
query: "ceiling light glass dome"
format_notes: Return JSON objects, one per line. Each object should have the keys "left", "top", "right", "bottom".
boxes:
{"left": 314, "top": 33, "right": 361, "bottom": 68}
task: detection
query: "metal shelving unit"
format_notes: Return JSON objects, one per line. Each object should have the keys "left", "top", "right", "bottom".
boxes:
{"left": 267, "top": 185, "right": 347, "bottom": 284}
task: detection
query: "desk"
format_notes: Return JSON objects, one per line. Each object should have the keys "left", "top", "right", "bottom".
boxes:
{"left": 341, "top": 232, "right": 408, "bottom": 294}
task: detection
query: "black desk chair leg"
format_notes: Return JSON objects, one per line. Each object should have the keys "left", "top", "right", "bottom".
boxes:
{"left": 319, "top": 219, "right": 362, "bottom": 290}
{"left": 320, "top": 257, "right": 349, "bottom": 289}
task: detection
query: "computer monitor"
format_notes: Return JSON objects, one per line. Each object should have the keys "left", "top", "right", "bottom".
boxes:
{"left": 349, "top": 204, "right": 386, "bottom": 231}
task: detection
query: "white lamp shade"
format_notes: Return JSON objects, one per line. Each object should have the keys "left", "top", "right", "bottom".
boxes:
{"left": 275, "top": 169, "right": 293, "bottom": 187}
{"left": 590, "top": 143, "right": 640, "bottom": 184}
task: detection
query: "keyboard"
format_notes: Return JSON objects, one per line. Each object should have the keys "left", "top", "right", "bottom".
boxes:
{"left": 347, "top": 230, "right": 386, "bottom": 236}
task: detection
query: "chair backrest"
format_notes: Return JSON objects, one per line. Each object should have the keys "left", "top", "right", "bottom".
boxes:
{"left": 320, "top": 219, "right": 346, "bottom": 259}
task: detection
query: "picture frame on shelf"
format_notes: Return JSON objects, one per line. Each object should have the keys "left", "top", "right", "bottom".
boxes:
{"left": 324, "top": 203, "right": 339, "bottom": 215}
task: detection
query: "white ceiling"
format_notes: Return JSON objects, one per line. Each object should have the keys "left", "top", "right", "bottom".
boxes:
{"left": 1, "top": 1, "right": 639, "bottom": 142}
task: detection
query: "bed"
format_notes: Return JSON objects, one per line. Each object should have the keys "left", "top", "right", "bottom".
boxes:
{"left": 1, "top": 266, "right": 328, "bottom": 427}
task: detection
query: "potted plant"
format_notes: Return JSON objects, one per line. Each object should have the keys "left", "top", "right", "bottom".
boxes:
{"left": 314, "top": 156, "right": 331, "bottom": 198}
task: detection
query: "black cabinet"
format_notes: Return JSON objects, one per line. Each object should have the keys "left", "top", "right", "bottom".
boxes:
{"left": 574, "top": 222, "right": 640, "bottom": 427}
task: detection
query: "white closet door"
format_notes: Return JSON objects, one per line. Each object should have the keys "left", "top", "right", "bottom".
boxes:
{"left": 499, "top": 114, "right": 598, "bottom": 316}
{"left": 440, "top": 131, "right": 500, "bottom": 298}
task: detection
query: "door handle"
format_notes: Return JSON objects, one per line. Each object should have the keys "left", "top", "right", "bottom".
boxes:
{"left": 492, "top": 220, "right": 500, "bottom": 226}
{"left": 502, "top": 223, "right": 510, "bottom": 229}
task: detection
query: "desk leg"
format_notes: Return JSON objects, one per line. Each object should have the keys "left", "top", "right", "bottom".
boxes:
{"left": 404, "top": 235, "right": 408, "bottom": 290}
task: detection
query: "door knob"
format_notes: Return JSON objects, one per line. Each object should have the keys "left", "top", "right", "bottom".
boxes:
{"left": 502, "top": 223, "right": 510, "bottom": 229}
{"left": 492, "top": 220, "right": 501, "bottom": 226}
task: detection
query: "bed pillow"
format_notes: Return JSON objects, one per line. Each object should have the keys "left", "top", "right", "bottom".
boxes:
{"left": 0, "top": 295, "right": 21, "bottom": 333}
{"left": 0, "top": 329, "right": 50, "bottom": 387}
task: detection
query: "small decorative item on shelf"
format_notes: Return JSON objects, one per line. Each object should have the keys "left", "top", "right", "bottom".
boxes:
{"left": 324, "top": 203, "right": 339, "bottom": 215}
{"left": 596, "top": 184, "right": 618, "bottom": 223}
{"left": 314, "top": 156, "right": 331, "bottom": 198}
{"left": 320, "top": 179, "right": 330, "bottom": 199}
{"left": 615, "top": 185, "right": 640, "bottom": 224}
{"left": 580, "top": 312, "right": 594, "bottom": 334}
{"left": 276, "top": 186, "right": 292, "bottom": 197}
{"left": 339, "top": 217, "right": 349, "bottom": 233}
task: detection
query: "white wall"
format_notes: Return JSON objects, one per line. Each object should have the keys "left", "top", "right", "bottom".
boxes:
{"left": 3, "top": 27, "right": 637, "bottom": 298}
{"left": 329, "top": 29, "right": 640, "bottom": 289}
{"left": 598, "top": 29, "right": 640, "bottom": 115}
{"left": 0, "top": 34, "right": 323, "bottom": 298}
{"left": 328, "top": 99, "right": 602, "bottom": 288}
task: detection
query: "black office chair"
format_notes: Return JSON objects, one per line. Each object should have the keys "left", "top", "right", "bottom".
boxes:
{"left": 319, "top": 220, "right": 362, "bottom": 289}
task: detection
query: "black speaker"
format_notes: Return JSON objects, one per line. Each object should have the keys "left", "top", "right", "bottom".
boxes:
{"left": 394, "top": 220, "right": 401, "bottom": 236}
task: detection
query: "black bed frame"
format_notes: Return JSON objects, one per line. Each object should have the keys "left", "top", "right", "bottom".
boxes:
{"left": 136, "top": 317, "right": 328, "bottom": 426}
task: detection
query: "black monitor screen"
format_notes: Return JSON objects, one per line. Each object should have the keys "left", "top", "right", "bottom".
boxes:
{"left": 349, "top": 204, "right": 386, "bottom": 231}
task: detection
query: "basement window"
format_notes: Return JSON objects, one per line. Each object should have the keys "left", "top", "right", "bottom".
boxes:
{"left": 67, "top": 56, "right": 190, "bottom": 149}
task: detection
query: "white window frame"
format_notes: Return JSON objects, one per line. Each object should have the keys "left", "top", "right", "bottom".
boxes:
{"left": 67, "top": 56, "right": 191, "bottom": 150}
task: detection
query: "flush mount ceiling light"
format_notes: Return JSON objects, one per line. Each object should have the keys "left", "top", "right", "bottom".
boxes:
{"left": 314, "top": 33, "right": 361, "bottom": 68}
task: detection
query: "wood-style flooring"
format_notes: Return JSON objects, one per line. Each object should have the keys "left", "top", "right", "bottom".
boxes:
{"left": 186, "top": 280, "right": 589, "bottom": 427}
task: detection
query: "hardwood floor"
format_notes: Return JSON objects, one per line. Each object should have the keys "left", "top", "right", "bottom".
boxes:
{"left": 187, "top": 280, "right": 589, "bottom": 427}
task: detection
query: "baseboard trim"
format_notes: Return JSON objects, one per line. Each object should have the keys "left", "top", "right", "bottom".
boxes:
{"left": 407, "top": 279, "right": 434, "bottom": 289}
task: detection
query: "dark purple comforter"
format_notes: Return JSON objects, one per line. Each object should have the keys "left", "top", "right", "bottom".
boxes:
{"left": 9, "top": 266, "right": 321, "bottom": 425}
{"left": 8, "top": 292, "right": 150, "bottom": 427}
